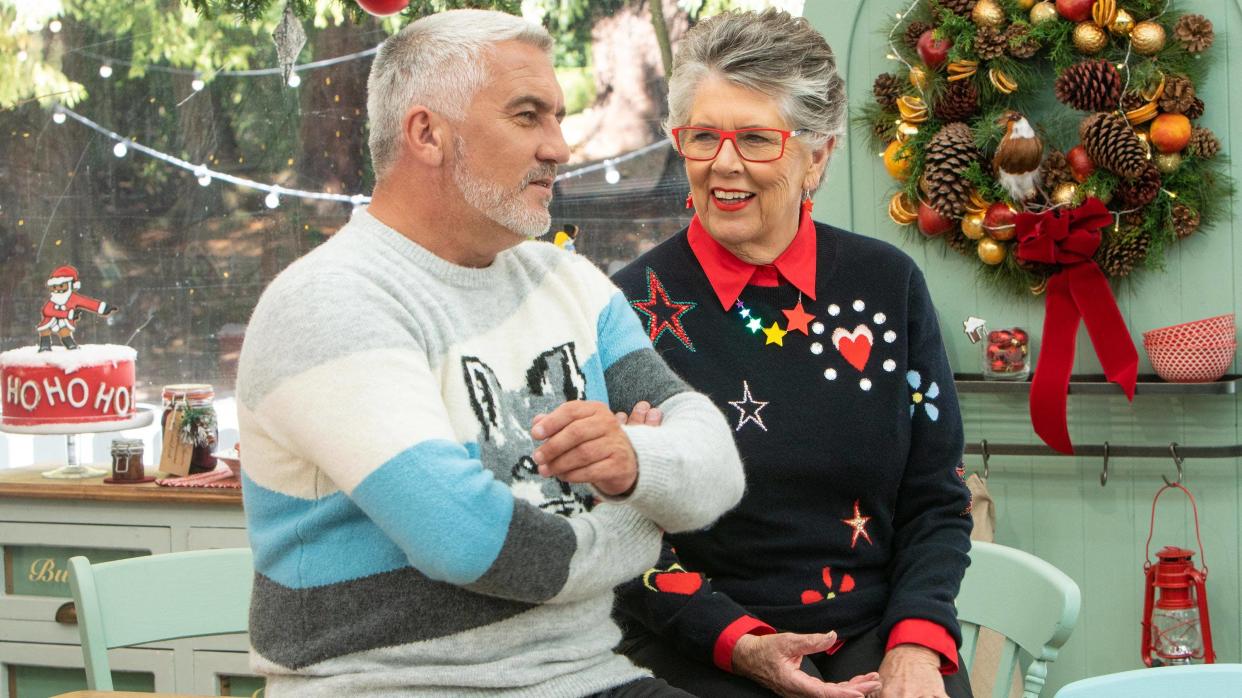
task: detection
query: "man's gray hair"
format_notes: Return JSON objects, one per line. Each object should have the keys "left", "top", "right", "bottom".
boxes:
{"left": 366, "top": 9, "right": 553, "bottom": 178}
{"left": 666, "top": 9, "right": 847, "bottom": 152}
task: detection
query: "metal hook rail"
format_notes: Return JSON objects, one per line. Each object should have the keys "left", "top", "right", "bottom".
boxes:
{"left": 966, "top": 441, "right": 1241, "bottom": 487}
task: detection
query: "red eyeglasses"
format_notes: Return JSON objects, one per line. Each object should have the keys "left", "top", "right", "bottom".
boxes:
{"left": 671, "top": 127, "right": 809, "bottom": 163}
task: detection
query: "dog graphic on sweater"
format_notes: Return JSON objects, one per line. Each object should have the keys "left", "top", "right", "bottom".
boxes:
{"left": 462, "top": 343, "right": 592, "bottom": 517}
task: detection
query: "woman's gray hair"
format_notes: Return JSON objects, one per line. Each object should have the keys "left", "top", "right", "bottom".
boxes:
{"left": 366, "top": 10, "right": 553, "bottom": 178}
{"left": 665, "top": 9, "right": 847, "bottom": 152}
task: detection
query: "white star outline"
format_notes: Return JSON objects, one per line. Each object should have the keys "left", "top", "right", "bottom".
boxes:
{"left": 728, "top": 380, "right": 769, "bottom": 432}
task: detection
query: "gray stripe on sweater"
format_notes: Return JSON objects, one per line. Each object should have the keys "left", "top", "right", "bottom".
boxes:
{"left": 464, "top": 499, "right": 576, "bottom": 601}
{"left": 603, "top": 347, "right": 690, "bottom": 414}
{"left": 250, "top": 567, "right": 538, "bottom": 670}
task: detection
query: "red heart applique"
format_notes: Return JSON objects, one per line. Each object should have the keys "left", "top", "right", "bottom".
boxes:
{"left": 831, "top": 325, "right": 874, "bottom": 372}
{"left": 646, "top": 570, "right": 702, "bottom": 595}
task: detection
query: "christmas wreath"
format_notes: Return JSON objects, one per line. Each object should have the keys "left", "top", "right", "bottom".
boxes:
{"left": 861, "top": 0, "right": 1233, "bottom": 296}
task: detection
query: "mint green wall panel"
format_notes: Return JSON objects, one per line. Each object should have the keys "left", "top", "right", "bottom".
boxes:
{"left": 803, "top": 0, "right": 1241, "bottom": 692}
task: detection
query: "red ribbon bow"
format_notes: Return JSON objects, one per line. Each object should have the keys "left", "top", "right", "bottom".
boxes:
{"left": 1014, "top": 198, "right": 1138, "bottom": 454}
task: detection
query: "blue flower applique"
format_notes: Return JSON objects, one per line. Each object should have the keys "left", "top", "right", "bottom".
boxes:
{"left": 907, "top": 370, "right": 940, "bottom": 422}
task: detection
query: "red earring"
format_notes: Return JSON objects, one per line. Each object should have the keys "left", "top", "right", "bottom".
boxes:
{"left": 801, "top": 192, "right": 815, "bottom": 215}
{"left": 685, "top": 192, "right": 694, "bottom": 209}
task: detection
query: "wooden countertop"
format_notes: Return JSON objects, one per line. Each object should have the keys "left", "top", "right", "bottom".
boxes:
{"left": 0, "top": 466, "right": 242, "bottom": 505}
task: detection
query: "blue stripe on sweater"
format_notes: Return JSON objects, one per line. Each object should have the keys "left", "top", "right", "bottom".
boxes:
{"left": 244, "top": 439, "right": 514, "bottom": 589}
{"left": 596, "top": 291, "right": 652, "bottom": 371}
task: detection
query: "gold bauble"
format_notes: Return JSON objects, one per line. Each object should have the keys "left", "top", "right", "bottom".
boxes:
{"left": 972, "top": 0, "right": 1006, "bottom": 28}
{"left": 1135, "top": 131, "right": 1153, "bottom": 158}
{"left": 1130, "top": 21, "right": 1167, "bottom": 55}
{"left": 889, "top": 192, "right": 919, "bottom": 226}
{"left": 1051, "top": 182, "right": 1080, "bottom": 206}
{"left": 1110, "top": 9, "right": 1135, "bottom": 36}
{"left": 909, "top": 65, "right": 929, "bottom": 91}
{"left": 961, "top": 212, "right": 987, "bottom": 240}
{"left": 1030, "top": 1, "right": 1059, "bottom": 24}
{"left": 977, "top": 238, "right": 1007, "bottom": 266}
{"left": 1155, "top": 151, "right": 1183, "bottom": 174}
{"left": 1016, "top": 0, "right": 1036, "bottom": 9}
{"left": 1073, "top": 22, "right": 1109, "bottom": 54}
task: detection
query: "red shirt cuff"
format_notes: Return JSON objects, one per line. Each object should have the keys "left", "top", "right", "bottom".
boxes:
{"left": 887, "top": 619, "right": 959, "bottom": 674}
{"left": 713, "top": 616, "right": 776, "bottom": 673}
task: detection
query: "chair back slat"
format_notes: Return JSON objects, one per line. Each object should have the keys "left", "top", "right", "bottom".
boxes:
{"left": 990, "top": 638, "right": 1020, "bottom": 698}
{"left": 959, "top": 620, "right": 981, "bottom": 673}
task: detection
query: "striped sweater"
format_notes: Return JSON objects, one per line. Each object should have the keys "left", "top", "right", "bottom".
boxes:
{"left": 236, "top": 208, "right": 745, "bottom": 697}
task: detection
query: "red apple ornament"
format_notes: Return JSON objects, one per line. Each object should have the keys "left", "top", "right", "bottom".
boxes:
{"left": 1066, "top": 145, "right": 1096, "bottom": 183}
{"left": 917, "top": 30, "right": 952, "bottom": 71}
{"left": 356, "top": 0, "right": 409, "bottom": 16}
{"left": 918, "top": 201, "right": 955, "bottom": 236}
{"left": 983, "top": 202, "right": 1018, "bottom": 241}
{"left": 1055, "top": 0, "right": 1094, "bottom": 22}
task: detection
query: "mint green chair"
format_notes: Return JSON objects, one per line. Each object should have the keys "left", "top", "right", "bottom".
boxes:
{"left": 1054, "top": 664, "right": 1242, "bottom": 697}
{"left": 957, "top": 541, "right": 1082, "bottom": 698}
{"left": 68, "top": 547, "right": 254, "bottom": 690}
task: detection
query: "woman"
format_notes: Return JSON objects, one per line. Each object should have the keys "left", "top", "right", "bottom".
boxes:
{"left": 611, "top": 9, "right": 973, "bottom": 698}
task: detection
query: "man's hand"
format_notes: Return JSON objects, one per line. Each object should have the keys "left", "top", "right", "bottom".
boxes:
{"left": 733, "top": 632, "right": 882, "bottom": 698}
{"left": 877, "top": 644, "right": 947, "bottom": 698}
{"left": 615, "top": 400, "right": 663, "bottom": 427}
{"left": 530, "top": 400, "right": 639, "bottom": 496}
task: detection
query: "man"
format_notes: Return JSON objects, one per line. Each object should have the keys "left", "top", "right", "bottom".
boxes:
{"left": 236, "top": 10, "right": 744, "bottom": 697}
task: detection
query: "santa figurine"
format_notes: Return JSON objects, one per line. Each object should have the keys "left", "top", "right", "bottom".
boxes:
{"left": 36, "top": 265, "right": 118, "bottom": 352}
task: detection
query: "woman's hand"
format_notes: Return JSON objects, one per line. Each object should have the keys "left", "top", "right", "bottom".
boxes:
{"left": 877, "top": 644, "right": 948, "bottom": 698}
{"left": 733, "top": 632, "right": 882, "bottom": 698}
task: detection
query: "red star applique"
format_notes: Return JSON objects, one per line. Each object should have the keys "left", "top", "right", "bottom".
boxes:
{"left": 782, "top": 300, "right": 816, "bottom": 335}
{"left": 631, "top": 268, "right": 697, "bottom": 351}
{"left": 841, "top": 499, "right": 873, "bottom": 549}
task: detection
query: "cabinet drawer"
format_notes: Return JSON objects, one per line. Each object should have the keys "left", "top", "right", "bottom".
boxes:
{"left": 194, "top": 650, "right": 264, "bottom": 696}
{"left": 187, "top": 527, "right": 250, "bottom": 550}
{"left": 1, "top": 522, "right": 170, "bottom": 628}
{"left": 0, "top": 641, "right": 174, "bottom": 698}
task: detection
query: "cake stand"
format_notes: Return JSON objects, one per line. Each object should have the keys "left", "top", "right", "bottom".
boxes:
{"left": 1, "top": 408, "right": 156, "bottom": 479}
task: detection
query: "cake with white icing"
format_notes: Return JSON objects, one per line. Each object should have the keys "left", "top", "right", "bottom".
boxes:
{"left": 1, "top": 344, "right": 137, "bottom": 431}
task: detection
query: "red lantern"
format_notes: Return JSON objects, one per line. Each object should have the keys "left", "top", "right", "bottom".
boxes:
{"left": 356, "top": 0, "right": 409, "bottom": 16}
{"left": 1141, "top": 480, "right": 1215, "bottom": 667}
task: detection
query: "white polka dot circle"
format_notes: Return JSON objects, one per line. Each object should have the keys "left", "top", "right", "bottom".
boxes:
{"left": 811, "top": 321, "right": 825, "bottom": 335}
{"left": 883, "top": 359, "right": 896, "bottom": 372}
{"left": 884, "top": 330, "right": 897, "bottom": 344}
{"left": 811, "top": 342, "right": 824, "bottom": 355}
{"left": 860, "top": 378, "right": 872, "bottom": 391}
{"left": 853, "top": 300, "right": 865, "bottom": 312}
{"left": 824, "top": 368, "right": 838, "bottom": 381}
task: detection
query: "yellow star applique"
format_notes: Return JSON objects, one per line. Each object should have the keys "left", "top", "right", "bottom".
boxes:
{"left": 762, "top": 321, "right": 788, "bottom": 346}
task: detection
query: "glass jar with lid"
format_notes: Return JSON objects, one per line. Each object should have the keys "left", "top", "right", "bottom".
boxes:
{"left": 110, "top": 438, "right": 145, "bottom": 482}
{"left": 161, "top": 383, "right": 218, "bottom": 473}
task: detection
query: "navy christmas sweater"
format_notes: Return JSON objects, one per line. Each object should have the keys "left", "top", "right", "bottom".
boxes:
{"left": 611, "top": 219, "right": 973, "bottom": 672}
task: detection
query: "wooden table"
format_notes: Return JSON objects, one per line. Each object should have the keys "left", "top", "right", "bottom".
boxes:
{"left": 0, "top": 463, "right": 242, "bottom": 504}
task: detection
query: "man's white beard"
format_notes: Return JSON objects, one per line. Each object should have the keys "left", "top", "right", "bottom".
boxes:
{"left": 452, "top": 137, "right": 553, "bottom": 239}
{"left": 49, "top": 290, "right": 72, "bottom": 306}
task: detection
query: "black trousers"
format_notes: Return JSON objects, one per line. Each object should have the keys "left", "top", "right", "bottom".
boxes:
{"left": 590, "top": 677, "right": 696, "bottom": 697}
{"left": 618, "top": 627, "right": 974, "bottom": 698}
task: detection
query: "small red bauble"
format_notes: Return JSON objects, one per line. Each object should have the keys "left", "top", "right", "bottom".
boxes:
{"left": 1067, "top": 145, "right": 1096, "bottom": 182}
{"left": 917, "top": 31, "right": 952, "bottom": 71}
{"left": 1055, "top": 0, "right": 1094, "bottom": 22}
{"left": 918, "top": 201, "right": 955, "bottom": 236}
{"left": 356, "top": 0, "right": 409, "bottom": 16}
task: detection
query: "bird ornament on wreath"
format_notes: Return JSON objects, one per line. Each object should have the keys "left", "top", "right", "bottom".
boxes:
{"left": 864, "top": 0, "right": 1232, "bottom": 297}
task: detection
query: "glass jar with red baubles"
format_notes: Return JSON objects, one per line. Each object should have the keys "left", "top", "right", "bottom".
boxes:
{"left": 964, "top": 317, "right": 1031, "bottom": 381}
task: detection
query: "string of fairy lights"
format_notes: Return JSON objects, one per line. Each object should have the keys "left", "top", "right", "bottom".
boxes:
{"left": 52, "top": 105, "right": 670, "bottom": 208}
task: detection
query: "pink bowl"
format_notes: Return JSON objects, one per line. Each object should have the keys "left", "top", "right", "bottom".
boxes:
{"left": 1143, "top": 313, "right": 1235, "bottom": 347}
{"left": 1145, "top": 342, "right": 1237, "bottom": 383}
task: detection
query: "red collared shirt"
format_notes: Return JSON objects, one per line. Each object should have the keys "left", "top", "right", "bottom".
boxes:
{"left": 686, "top": 212, "right": 959, "bottom": 675}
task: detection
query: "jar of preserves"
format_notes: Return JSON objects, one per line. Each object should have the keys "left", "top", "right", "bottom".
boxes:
{"left": 161, "top": 384, "right": 218, "bottom": 474}
{"left": 110, "top": 438, "right": 145, "bottom": 482}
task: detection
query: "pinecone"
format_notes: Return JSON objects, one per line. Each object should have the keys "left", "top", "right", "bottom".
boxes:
{"left": 945, "top": 230, "right": 973, "bottom": 256}
{"left": 1172, "top": 204, "right": 1200, "bottom": 239}
{"left": 933, "top": 0, "right": 976, "bottom": 17}
{"left": 872, "top": 117, "right": 897, "bottom": 142}
{"left": 1080, "top": 112, "right": 1148, "bottom": 179}
{"left": 1188, "top": 127, "right": 1220, "bottom": 159}
{"left": 1055, "top": 60, "right": 1122, "bottom": 112}
{"left": 1040, "top": 150, "right": 1075, "bottom": 191}
{"left": 1099, "top": 233, "right": 1150, "bottom": 278}
{"left": 975, "top": 26, "right": 1008, "bottom": 61}
{"left": 1174, "top": 14, "right": 1214, "bottom": 54}
{"left": 1116, "top": 163, "right": 1162, "bottom": 208}
{"left": 1183, "top": 98, "right": 1205, "bottom": 120}
{"left": 905, "top": 21, "right": 934, "bottom": 49}
{"left": 1158, "top": 75, "right": 1196, "bottom": 115}
{"left": 924, "top": 122, "right": 981, "bottom": 219}
{"left": 1005, "top": 24, "right": 1040, "bottom": 59}
{"left": 934, "top": 81, "right": 980, "bottom": 122}
{"left": 874, "top": 73, "right": 902, "bottom": 108}
{"left": 1120, "top": 92, "right": 1148, "bottom": 112}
